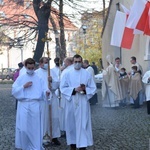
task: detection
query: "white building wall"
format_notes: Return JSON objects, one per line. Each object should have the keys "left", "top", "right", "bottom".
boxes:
{"left": 102, "top": 0, "right": 150, "bottom": 74}
{"left": 0, "top": 29, "right": 77, "bottom": 69}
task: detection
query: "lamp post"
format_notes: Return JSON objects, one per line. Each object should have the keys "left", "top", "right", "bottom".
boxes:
{"left": 55, "top": 31, "right": 60, "bottom": 58}
{"left": 82, "top": 25, "right": 87, "bottom": 58}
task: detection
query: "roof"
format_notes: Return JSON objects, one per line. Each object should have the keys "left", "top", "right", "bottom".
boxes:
{"left": 0, "top": 0, "right": 78, "bottom": 30}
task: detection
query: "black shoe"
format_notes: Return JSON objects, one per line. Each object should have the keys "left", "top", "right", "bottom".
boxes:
{"left": 79, "top": 148, "right": 86, "bottom": 150}
{"left": 70, "top": 144, "right": 76, "bottom": 150}
{"left": 52, "top": 138, "right": 61, "bottom": 145}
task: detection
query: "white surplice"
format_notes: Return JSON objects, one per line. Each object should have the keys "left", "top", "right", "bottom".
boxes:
{"left": 59, "top": 65, "right": 74, "bottom": 131}
{"left": 12, "top": 72, "right": 49, "bottom": 150}
{"left": 60, "top": 68, "right": 96, "bottom": 148}
{"left": 35, "top": 68, "right": 51, "bottom": 141}
{"left": 50, "top": 66, "right": 61, "bottom": 138}
{"left": 142, "top": 70, "right": 150, "bottom": 101}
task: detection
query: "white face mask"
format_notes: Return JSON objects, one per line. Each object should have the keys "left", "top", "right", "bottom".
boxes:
{"left": 26, "top": 69, "right": 34, "bottom": 75}
{"left": 74, "top": 63, "right": 82, "bottom": 70}
{"left": 43, "top": 64, "right": 48, "bottom": 70}
{"left": 120, "top": 71, "right": 124, "bottom": 75}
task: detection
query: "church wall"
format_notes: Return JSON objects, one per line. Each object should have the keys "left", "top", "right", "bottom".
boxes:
{"left": 102, "top": 0, "right": 150, "bottom": 74}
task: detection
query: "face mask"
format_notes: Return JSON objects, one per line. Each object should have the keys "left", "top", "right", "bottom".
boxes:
{"left": 43, "top": 64, "right": 48, "bottom": 70}
{"left": 27, "top": 69, "right": 34, "bottom": 75}
{"left": 120, "top": 71, "right": 124, "bottom": 75}
{"left": 55, "top": 62, "right": 60, "bottom": 67}
{"left": 74, "top": 63, "right": 82, "bottom": 70}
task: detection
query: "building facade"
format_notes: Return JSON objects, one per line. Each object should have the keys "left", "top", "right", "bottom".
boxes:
{"left": 0, "top": 0, "right": 78, "bottom": 69}
{"left": 102, "top": 0, "right": 150, "bottom": 73}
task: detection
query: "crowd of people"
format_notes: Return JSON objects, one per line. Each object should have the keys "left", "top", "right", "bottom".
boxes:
{"left": 12, "top": 54, "right": 97, "bottom": 150}
{"left": 102, "top": 55, "right": 150, "bottom": 114}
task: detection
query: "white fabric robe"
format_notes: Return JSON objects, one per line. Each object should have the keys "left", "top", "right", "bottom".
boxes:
{"left": 12, "top": 73, "right": 49, "bottom": 150}
{"left": 50, "top": 66, "right": 61, "bottom": 138}
{"left": 59, "top": 65, "right": 74, "bottom": 131}
{"left": 35, "top": 68, "right": 51, "bottom": 140}
{"left": 60, "top": 68, "right": 96, "bottom": 148}
{"left": 142, "top": 70, "right": 150, "bottom": 101}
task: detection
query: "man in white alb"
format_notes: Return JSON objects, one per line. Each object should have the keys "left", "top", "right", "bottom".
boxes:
{"left": 12, "top": 58, "right": 51, "bottom": 150}
{"left": 60, "top": 54, "right": 96, "bottom": 150}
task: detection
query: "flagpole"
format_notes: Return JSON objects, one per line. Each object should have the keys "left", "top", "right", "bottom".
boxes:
{"left": 116, "top": 2, "right": 122, "bottom": 63}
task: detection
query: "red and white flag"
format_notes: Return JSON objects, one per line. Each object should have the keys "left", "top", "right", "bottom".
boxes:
{"left": 136, "top": 1, "right": 150, "bottom": 36}
{"left": 126, "top": 0, "right": 147, "bottom": 29}
{"left": 111, "top": 9, "right": 134, "bottom": 49}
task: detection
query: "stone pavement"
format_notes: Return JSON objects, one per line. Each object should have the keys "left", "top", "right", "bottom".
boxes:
{"left": 0, "top": 83, "right": 149, "bottom": 150}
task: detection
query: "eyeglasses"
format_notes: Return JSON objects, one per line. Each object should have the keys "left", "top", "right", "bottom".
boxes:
{"left": 74, "top": 61, "right": 81, "bottom": 63}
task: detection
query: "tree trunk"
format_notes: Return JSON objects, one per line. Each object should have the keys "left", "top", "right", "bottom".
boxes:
{"left": 59, "top": 0, "right": 66, "bottom": 64}
{"left": 33, "top": 1, "right": 52, "bottom": 62}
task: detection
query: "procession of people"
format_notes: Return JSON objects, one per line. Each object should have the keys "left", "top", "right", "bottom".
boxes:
{"left": 11, "top": 52, "right": 150, "bottom": 150}
{"left": 12, "top": 54, "right": 97, "bottom": 150}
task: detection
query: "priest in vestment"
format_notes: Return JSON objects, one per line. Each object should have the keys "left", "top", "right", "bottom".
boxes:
{"left": 60, "top": 54, "right": 96, "bottom": 150}
{"left": 129, "top": 66, "right": 143, "bottom": 109}
{"left": 12, "top": 58, "right": 51, "bottom": 150}
{"left": 142, "top": 70, "right": 150, "bottom": 114}
{"left": 102, "top": 55, "right": 123, "bottom": 107}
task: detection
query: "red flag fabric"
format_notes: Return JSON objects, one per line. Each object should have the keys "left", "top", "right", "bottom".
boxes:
{"left": 121, "top": 27, "right": 134, "bottom": 49}
{"left": 136, "top": 2, "right": 150, "bottom": 35}
{"left": 136, "top": 2, "right": 150, "bottom": 31}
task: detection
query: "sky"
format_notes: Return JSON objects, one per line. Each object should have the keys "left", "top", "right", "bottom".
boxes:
{"left": 53, "top": 0, "right": 110, "bottom": 27}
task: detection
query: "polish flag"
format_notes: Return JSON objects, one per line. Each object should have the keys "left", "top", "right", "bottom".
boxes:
{"left": 111, "top": 10, "right": 134, "bottom": 49}
{"left": 136, "top": 1, "right": 150, "bottom": 36}
{"left": 126, "top": 0, "right": 147, "bottom": 29}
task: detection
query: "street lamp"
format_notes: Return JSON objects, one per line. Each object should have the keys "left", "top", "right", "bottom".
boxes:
{"left": 82, "top": 25, "right": 87, "bottom": 58}
{"left": 54, "top": 31, "right": 60, "bottom": 58}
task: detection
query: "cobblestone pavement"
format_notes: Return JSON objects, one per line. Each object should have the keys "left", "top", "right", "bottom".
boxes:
{"left": 0, "top": 83, "right": 149, "bottom": 150}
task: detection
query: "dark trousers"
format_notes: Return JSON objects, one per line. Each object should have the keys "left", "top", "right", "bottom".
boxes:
{"left": 15, "top": 99, "right": 18, "bottom": 110}
{"left": 147, "top": 101, "right": 150, "bottom": 114}
{"left": 134, "top": 93, "right": 140, "bottom": 108}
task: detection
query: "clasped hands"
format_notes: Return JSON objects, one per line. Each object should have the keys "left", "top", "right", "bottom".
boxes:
{"left": 75, "top": 84, "right": 85, "bottom": 92}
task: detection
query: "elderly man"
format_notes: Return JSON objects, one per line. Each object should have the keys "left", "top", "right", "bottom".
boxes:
{"left": 12, "top": 58, "right": 51, "bottom": 150}
{"left": 60, "top": 54, "right": 96, "bottom": 150}
{"left": 102, "top": 55, "right": 123, "bottom": 107}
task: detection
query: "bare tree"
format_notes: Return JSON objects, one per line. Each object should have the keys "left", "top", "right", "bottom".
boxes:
{"left": 32, "top": 0, "right": 52, "bottom": 62}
